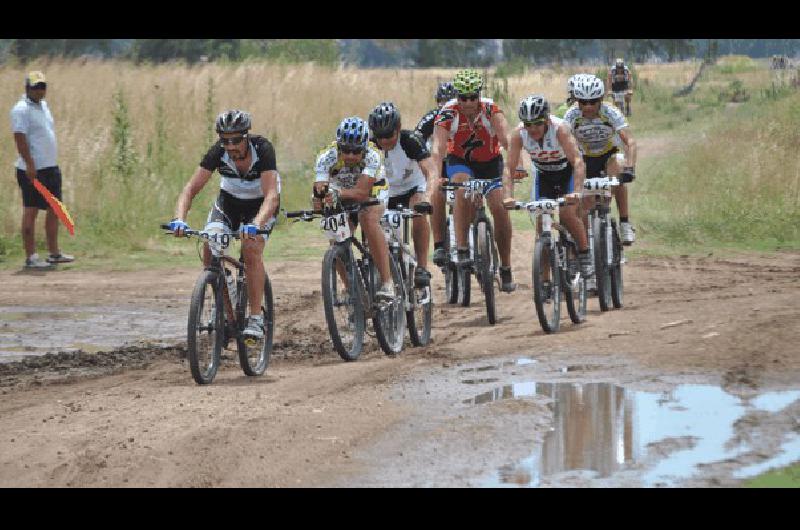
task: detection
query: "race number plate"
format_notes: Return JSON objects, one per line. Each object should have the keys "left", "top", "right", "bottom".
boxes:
{"left": 321, "top": 212, "right": 351, "bottom": 242}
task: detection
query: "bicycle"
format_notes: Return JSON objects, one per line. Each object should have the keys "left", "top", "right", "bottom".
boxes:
{"left": 285, "top": 199, "right": 405, "bottom": 360}
{"left": 160, "top": 224, "right": 274, "bottom": 385}
{"left": 508, "top": 197, "right": 587, "bottom": 333}
{"left": 380, "top": 203, "right": 433, "bottom": 346}
{"left": 581, "top": 174, "right": 631, "bottom": 312}
{"left": 436, "top": 187, "right": 463, "bottom": 305}
{"left": 441, "top": 179, "right": 501, "bottom": 325}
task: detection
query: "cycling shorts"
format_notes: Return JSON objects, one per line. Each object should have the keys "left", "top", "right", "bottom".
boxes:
{"left": 584, "top": 148, "right": 619, "bottom": 179}
{"left": 205, "top": 189, "right": 277, "bottom": 241}
{"left": 532, "top": 165, "right": 574, "bottom": 201}
{"left": 445, "top": 154, "right": 504, "bottom": 194}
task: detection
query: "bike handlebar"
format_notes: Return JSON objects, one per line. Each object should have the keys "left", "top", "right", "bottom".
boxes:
{"left": 159, "top": 224, "right": 269, "bottom": 237}
{"left": 508, "top": 198, "right": 566, "bottom": 212}
{"left": 283, "top": 199, "right": 381, "bottom": 221}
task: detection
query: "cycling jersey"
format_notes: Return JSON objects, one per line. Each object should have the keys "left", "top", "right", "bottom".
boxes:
{"left": 377, "top": 130, "right": 430, "bottom": 196}
{"left": 610, "top": 66, "right": 631, "bottom": 92}
{"left": 434, "top": 97, "right": 503, "bottom": 163}
{"left": 314, "top": 141, "right": 383, "bottom": 191}
{"left": 563, "top": 103, "right": 628, "bottom": 157}
{"left": 518, "top": 114, "right": 569, "bottom": 172}
{"left": 200, "top": 134, "right": 278, "bottom": 200}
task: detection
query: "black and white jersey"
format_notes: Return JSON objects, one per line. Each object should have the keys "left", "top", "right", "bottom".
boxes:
{"left": 414, "top": 108, "right": 439, "bottom": 147}
{"left": 379, "top": 130, "right": 430, "bottom": 196}
{"left": 200, "top": 135, "right": 277, "bottom": 199}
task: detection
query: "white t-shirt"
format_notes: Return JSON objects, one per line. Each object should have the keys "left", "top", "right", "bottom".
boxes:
{"left": 10, "top": 95, "right": 58, "bottom": 170}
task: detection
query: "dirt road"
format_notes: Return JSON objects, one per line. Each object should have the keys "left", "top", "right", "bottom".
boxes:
{"left": 1, "top": 234, "right": 798, "bottom": 487}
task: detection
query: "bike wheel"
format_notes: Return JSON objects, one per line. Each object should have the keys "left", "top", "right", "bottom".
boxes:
{"left": 563, "top": 242, "right": 588, "bottom": 324}
{"left": 532, "top": 237, "right": 561, "bottom": 333}
{"left": 322, "top": 245, "right": 365, "bottom": 361}
{"left": 445, "top": 262, "right": 459, "bottom": 304}
{"left": 593, "top": 216, "right": 612, "bottom": 311}
{"left": 407, "top": 262, "right": 433, "bottom": 346}
{"left": 477, "top": 221, "right": 497, "bottom": 325}
{"left": 187, "top": 270, "right": 224, "bottom": 385}
{"left": 237, "top": 271, "right": 274, "bottom": 376}
{"left": 373, "top": 252, "right": 406, "bottom": 355}
{"left": 610, "top": 220, "right": 624, "bottom": 309}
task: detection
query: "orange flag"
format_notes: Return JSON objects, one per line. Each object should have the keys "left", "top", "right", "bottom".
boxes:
{"left": 31, "top": 178, "right": 75, "bottom": 236}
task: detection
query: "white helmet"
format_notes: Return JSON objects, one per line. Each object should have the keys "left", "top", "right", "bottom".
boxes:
{"left": 573, "top": 75, "right": 605, "bottom": 99}
{"left": 567, "top": 73, "right": 590, "bottom": 98}
{"left": 518, "top": 95, "right": 550, "bottom": 122}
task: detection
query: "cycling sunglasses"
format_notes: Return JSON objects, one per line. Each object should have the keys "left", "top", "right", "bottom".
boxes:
{"left": 339, "top": 146, "right": 365, "bottom": 155}
{"left": 578, "top": 98, "right": 601, "bottom": 106}
{"left": 523, "top": 118, "right": 547, "bottom": 127}
{"left": 219, "top": 135, "right": 247, "bottom": 146}
{"left": 458, "top": 93, "right": 480, "bottom": 102}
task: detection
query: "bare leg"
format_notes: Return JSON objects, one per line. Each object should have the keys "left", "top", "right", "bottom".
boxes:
{"left": 409, "top": 192, "right": 430, "bottom": 269}
{"left": 45, "top": 209, "right": 59, "bottom": 256}
{"left": 359, "top": 205, "right": 391, "bottom": 284}
{"left": 487, "top": 190, "right": 513, "bottom": 267}
{"left": 21, "top": 207, "right": 38, "bottom": 257}
{"left": 452, "top": 172, "right": 473, "bottom": 250}
{"left": 431, "top": 187, "right": 446, "bottom": 244}
{"left": 242, "top": 238, "right": 266, "bottom": 315}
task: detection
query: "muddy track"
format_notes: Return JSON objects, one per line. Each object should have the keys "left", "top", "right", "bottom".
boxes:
{"left": 1, "top": 238, "right": 798, "bottom": 487}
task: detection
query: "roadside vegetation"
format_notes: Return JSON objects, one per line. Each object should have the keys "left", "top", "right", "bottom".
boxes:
{"left": 0, "top": 56, "right": 798, "bottom": 269}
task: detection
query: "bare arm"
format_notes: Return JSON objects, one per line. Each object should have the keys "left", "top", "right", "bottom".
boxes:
{"left": 491, "top": 112, "right": 510, "bottom": 152}
{"left": 431, "top": 125, "right": 449, "bottom": 172}
{"left": 13, "top": 133, "right": 36, "bottom": 178}
{"left": 617, "top": 128, "right": 637, "bottom": 168}
{"left": 557, "top": 123, "right": 586, "bottom": 190}
{"left": 338, "top": 174, "right": 374, "bottom": 203}
{"left": 253, "top": 170, "right": 280, "bottom": 227}
{"left": 174, "top": 166, "right": 213, "bottom": 220}
{"left": 503, "top": 129, "right": 524, "bottom": 202}
{"left": 418, "top": 156, "right": 438, "bottom": 202}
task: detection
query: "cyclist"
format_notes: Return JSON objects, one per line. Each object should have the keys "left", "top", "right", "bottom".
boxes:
{"left": 169, "top": 109, "right": 280, "bottom": 341}
{"left": 416, "top": 81, "right": 456, "bottom": 264}
{"left": 554, "top": 74, "right": 579, "bottom": 119}
{"left": 607, "top": 58, "right": 634, "bottom": 116}
{"left": 505, "top": 95, "right": 594, "bottom": 280}
{"left": 430, "top": 68, "right": 516, "bottom": 292}
{"left": 369, "top": 101, "right": 439, "bottom": 287}
{"left": 311, "top": 116, "right": 395, "bottom": 301}
{"left": 564, "top": 75, "right": 637, "bottom": 245}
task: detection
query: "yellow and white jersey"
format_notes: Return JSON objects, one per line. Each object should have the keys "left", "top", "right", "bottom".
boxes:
{"left": 314, "top": 141, "right": 383, "bottom": 190}
{"left": 563, "top": 103, "right": 628, "bottom": 157}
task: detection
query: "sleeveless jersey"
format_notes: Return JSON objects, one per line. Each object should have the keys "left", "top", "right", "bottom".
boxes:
{"left": 563, "top": 103, "right": 628, "bottom": 157}
{"left": 518, "top": 115, "right": 569, "bottom": 172}
{"left": 314, "top": 141, "right": 383, "bottom": 191}
{"left": 434, "top": 97, "right": 503, "bottom": 163}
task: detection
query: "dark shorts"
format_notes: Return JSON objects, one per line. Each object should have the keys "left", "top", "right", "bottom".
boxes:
{"left": 387, "top": 186, "right": 421, "bottom": 210}
{"left": 611, "top": 81, "right": 630, "bottom": 92}
{"left": 206, "top": 189, "right": 277, "bottom": 233}
{"left": 16, "top": 166, "right": 62, "bottom": 210}
{"left": 533, "top": 165, "right": 574, "bottom": 200}
{"left": 445, "top": 154, "right": 504, "bottom": 181}
{"left": 584, "top": 148, "right": 619, "bottom": 179}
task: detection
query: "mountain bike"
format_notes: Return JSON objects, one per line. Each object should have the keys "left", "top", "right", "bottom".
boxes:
{"left": 160, "top": 224, "right": 273, "bottom": 385}
{"left": 380, "top": 203, "right": 432, "bottom": 346}
{"left": 509, "top": 198, "right": 587, "bottom": 333}
{"left": 436, "top": 187, "right": 463, "bottom": 305}
{"left": 285, "top": 200, "right": 405, "bottom": 360}
{"left": 581, "top": 175, "right": 629, "bottom": 311}
{"left": 442, "top": 179, "right": 501, "bottom": 325}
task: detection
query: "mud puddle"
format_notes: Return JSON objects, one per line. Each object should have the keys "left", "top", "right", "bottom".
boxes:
{"left": 0, "top": 305, "right": 185, "bottom": 362}
{"left": 468, "top": 376, "right": 800, "bottom": 487}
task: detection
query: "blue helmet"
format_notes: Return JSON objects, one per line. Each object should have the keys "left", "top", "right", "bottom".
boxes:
{"left": 336, "top": 116, "right": 370, "bottom": 150}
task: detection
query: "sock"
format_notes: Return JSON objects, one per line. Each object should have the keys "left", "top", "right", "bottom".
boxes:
{"left": 620, "top": 216, "right": 629, "bottom": 223}
{"left": 434, "top": 242, "right": 444, "bottom": 250}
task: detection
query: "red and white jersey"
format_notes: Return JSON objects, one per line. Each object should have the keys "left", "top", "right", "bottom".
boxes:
{"left": 434, "top": 97, "right": 503, "bottom": 162}
{"left": 518, "top": 114, "right": 569, "bottom": 172}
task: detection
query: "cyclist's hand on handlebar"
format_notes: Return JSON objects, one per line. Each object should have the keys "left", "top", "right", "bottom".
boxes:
{"left": 168, "top": 218, "right": 189, "bottom": 237}
{"left": 240, "top": 223, "right": 260, "bottom": 240}
{"left": 620, "top": 167, "right": 636, "bottom": 183}
{"left": 503, "top": 197, "right": 518, "bottom": 210}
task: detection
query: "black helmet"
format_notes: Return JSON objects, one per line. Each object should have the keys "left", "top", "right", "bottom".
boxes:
{"left": 436, "top": 81, "right": 457, "bottom": 104}
{"left": 215, "top": 109, "right": 251, "bottom": 134}
{"left": 368, "top": 101, "right": 401, "bottom": 137}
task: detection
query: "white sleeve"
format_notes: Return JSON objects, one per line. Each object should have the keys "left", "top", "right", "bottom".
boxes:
{"left": 10, "top": 105, "right": 28, "bottom": 134}
{"left": 362, "top": 147, "right": 381, "bottom": 178}
{"left": 607, "top": 105, "right": 628, "bottom": 131}
{"left": 314, "top": 147, "right": 336, "bottom": 182}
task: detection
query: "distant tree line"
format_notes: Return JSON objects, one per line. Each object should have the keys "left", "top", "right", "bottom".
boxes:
{"left": 1, "top": 39, "right": 797, "bottom": 66}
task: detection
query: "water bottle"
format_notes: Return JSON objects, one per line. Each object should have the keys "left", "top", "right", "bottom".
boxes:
{"left": 225, "top": 268, "right": 237, "bottom": 301}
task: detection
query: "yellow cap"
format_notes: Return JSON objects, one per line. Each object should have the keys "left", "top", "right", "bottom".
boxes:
{"left": 26, "top": 71, "right": 47, "bottom": 87}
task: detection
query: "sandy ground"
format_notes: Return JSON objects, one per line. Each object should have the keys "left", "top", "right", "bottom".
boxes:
{"left": 1, "top": 234, "right": 798, "bottom": 487}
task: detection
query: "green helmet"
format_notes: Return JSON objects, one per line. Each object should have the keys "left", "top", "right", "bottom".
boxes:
{"left": 453, "top": 69, "right": 483, "bottom": 94}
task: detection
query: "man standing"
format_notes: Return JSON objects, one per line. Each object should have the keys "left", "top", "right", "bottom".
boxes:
{"left": 11, "top": 71, "right": 74, "bottom": 269}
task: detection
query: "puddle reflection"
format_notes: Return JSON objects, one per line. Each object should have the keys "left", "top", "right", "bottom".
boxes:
{"left": 470, "top": 381, "right": 800, "bottom": 487}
